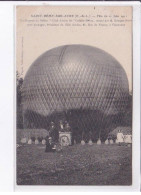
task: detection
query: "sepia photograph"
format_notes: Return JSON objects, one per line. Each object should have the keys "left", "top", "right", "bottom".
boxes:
{"left": 16, "top": 5, "right": 133, "bottom": 186}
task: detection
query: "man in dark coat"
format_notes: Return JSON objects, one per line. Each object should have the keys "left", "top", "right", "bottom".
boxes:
{"left": 49, "top": 121, "right": 59, "bottom": 142}
{"left": 45, "top": 136, "right": 52, "bottom": 152}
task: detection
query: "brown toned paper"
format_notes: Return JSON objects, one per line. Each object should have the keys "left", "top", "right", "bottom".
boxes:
{"left": 16, "top": 5, "right": 133, "bottom": 186}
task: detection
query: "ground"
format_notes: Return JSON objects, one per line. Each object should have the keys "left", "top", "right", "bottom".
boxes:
{"left": 17, "top": 143, "right": 132, "bottom": 185}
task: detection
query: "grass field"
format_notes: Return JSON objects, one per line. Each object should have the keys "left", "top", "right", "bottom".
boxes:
{"left": 17, "top": 143, "right": 132, "bottom": 185}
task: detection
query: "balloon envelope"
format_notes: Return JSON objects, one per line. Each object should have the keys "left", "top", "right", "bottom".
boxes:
{"left": 22, "top": 45, "right": 129, "bottom": 141}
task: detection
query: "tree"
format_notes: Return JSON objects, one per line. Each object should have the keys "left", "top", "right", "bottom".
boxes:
{"left": 16, "top": 71, "right": 24, "bottom": 128}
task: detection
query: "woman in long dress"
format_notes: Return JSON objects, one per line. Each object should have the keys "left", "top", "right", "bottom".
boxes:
{"left": 116, "top": 130, "right": 124, "bottom": 146}
{"left": 45, "top": 136, "right": 52, "bottom": 152}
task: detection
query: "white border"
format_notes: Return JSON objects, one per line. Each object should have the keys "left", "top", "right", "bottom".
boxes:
{"left": 0, "top": 2, "right": 14, "bottom": 192}
{"left": 0, "top": 1, "right": 140, "bottom": 192}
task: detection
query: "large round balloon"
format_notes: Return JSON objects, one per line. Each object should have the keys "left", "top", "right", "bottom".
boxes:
{"left": 22, "top": 45, "right": 129, "bottom": 141}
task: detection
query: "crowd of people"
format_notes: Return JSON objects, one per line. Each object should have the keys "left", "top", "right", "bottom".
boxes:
{"left": 44, "top": 121, "right": 132, "bottom": 152}
{"left": 104, "top": 129, "right": 132, "bottom": 146}
{"left": 45, "top": 120, "right": 71, "bottom": 152}
{"left": 116, "top": 129, "right": 132, "bottom": 145}
{"left": 20, "top": 121, "right": 132, "bottom": 151}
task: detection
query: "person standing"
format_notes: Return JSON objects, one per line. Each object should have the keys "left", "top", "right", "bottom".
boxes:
{"left": 59, "top": 120, "right": 64, "bottom": 132}
{"left": 49, "top": 121, "right": 57, "bottom": 142}
{"left": 65, "top": 122, "right": 71, "bottom": 132}
{"left": 45, "top": 136, "right": 51, "bottom": 152}
{"left": 117, "top": 130, "right": 124, "bottom": 146}
{"left": 124, "top": 131, "right": 132, "bottom": 146}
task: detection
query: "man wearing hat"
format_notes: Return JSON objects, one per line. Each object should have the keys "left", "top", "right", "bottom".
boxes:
{"left": 45, "top": 136, "right": 54, "bottom": 152}
{"left": 64, "top": 121, "right": 71, "bottom": 132}
{"left": 49, "top": 121, "right": 57, "bottom": 141}
{"left": 59, "top": 120, "right": 64, "bottom": 132}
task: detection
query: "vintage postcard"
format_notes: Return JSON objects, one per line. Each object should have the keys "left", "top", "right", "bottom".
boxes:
{"left": 16, "top": 5, "right": 133, "bottom": 186}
